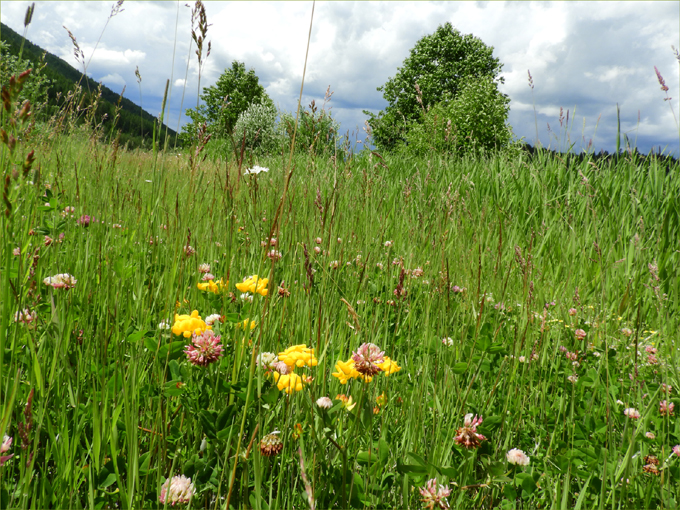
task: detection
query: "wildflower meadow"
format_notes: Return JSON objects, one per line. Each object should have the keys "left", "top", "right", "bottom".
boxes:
{"left": 2, "top": 3, "right": 680, "bottom": 510}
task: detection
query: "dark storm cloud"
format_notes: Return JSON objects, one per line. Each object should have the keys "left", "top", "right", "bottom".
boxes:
{"left": 2, "top": 1, "right": 678, "bottom": 156}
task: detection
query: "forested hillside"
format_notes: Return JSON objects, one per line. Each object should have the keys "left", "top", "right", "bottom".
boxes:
{"left": 1, "top": 22, "right": 178, "bottom": 149}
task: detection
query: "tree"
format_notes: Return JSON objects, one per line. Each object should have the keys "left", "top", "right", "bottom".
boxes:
{"left": 402, "top": 75, "right": 513, "bottom": 156}
{"left": 365, "top": 22, "right": 505, "bottom": 152}
{"left": 181, "top": 60, "right": 273, "bottom": 144}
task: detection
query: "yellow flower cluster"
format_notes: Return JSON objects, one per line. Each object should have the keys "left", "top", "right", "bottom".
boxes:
{"left": 278, "top": 344, "right": 318, "bottom": 369}
{"left": 237, "top": 318, "right": 257, "bottom": 330}
{"left": 270, "top": 345, "right": 318, "bottom": 394}
{"left": 272, "top": 372, "right": 305, "bottom": 394}
{"left": 172, "top": 310, "right": 211, "bottom": 338}
{"left": 236, "top": 275, "right": 268, "bottom": 296}
{"left": 331, "top": 357, "right": 401, "bottom": 384}
{"left": 197, "top": 279, "right": 228, "bottom": 294}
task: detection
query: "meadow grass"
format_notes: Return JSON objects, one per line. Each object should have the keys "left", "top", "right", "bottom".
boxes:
{"left": 1, "top": 115, "right": 679, "bottom": 509}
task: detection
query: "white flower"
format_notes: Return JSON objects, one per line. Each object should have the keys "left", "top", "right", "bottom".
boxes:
{"left": 624, "top": 408, "right": 641, "bottom": 419}
{"left": 240, "top": 293, "right": 253, "bottom": 303}
{"left": 198, "top": 263, "right": 211, "bottom": 274}
{"left": 567, "top": 374, "right": 578, "bottom": 384}
{"left": 245, "top": 165, "right": 269, "bottom": 175}
{"left": 384, "top": 240, "right": 393, "bottom": 248}
{"left": 159, "top": 475, "right": 195, "bottom": 506}
{"left": 43, "top": 273, "right": 77, "bottom": 289}
{"left": 257, "top": 352, "right": 278, "bottom": 371}
{"left": 645, "top": 432, "right": 656, "bottom": 439}
{"left": 205, "top": 314, "right": 222, "bottom": 326}
{"left": 316, "top": 397, "right": 333, "bottom": 409}
{"left": 14, "top": 309, "right": 37, "bottom": 326}
{"left": 442, "top": 337, "right": 454, "bottom": 347}
{"left": 158, "top": 320, "right": 171, "bottom": 330}
{"left": 507, "top": 448, "right": 530, "bottom": 466}
{"left": 1, "top": 435, "right": 12, "bottom": 453}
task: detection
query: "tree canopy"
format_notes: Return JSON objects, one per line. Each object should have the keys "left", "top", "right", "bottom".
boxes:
{"left": 182, "top": 60, "right": 273, "bottom": 144}
{"left": 366, "top": 22, "right": 506, "bottom": 152}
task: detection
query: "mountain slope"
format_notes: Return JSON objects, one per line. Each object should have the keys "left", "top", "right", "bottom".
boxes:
{"left": 1, "top": 22, "right": 178, "bottom": 149}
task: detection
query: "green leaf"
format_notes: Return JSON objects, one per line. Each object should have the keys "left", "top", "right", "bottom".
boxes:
{"left": 503, "top": 483, "right": 517, "bottom": 500}
{"left": 487, "top": 343, "right": 506, "bottom": 354}
{"left": 126, "top": 329, "right": 147, "bottom": 343}
{"left": 452, "top": 362, "right": 468, "bottom": 374}
{"left": 199, "top": 410, "right": 218, "bottom": 440}
{"left": 158, "top": 340, "right": 187, "bottom": 360}
{"left": 138, "top": 452, "right": 152, "bottom": 476}
{"left": 521, "top": 475, "right": 537, "bottom": 495}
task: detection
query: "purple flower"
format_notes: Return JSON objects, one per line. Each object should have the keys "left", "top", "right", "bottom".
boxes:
{"left": 351, "top": 343, "right": 385, "bottom": 376}
{"left": 419, "top": 478, "right": 451, "bottom": 509}
{"left": 454, "top": 414, "right": 486, "bottom": 449}
{"left": 654, "top": 66, "right": 669, "bottom": 92}
{"left": 0, "top": 435, "right": 13, "bottom": 466}
{"left": 184, "top": 330, "right": 224, "bottom": 366}
{"left": 77, "top": 215, "right": 92, "bottom": 227}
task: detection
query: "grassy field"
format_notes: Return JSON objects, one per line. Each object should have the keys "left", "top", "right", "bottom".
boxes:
{"left": 1, "top": 107, "right": 679, "bottom": 509}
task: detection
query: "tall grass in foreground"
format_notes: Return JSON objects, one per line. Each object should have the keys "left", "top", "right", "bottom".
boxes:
{"left": 0, "top": 116, "right": 679, "bottom": 509}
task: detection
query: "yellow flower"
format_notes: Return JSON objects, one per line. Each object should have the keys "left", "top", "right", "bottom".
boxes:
{"left": 377, "top": 356, "right": 402, "bottom": 376}
{"left": 171, "top": 310, "right": 211, "bottom": 338}
{"left": 336, "top": 394, "right": 356, "bottom": 411}
{"left": 332, "top": 359, "right": 361, "bottom": 384}
{"left": 278, "top": 344, "right": 318, "bottom": 369}
{"left": 236, "top": 275, "right": 268, "bottom": 296}
{"left": 197, "top": 278, "right": 227, "bottom": 294}
{"left": 236, "top": 318, "right": 257, "bottom": 330}
{"left": 273, "top": 372, "right": 305, "bottom": 394}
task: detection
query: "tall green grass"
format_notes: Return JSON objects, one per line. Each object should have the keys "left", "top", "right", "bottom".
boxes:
{"left": 1, "top": 119, "right": 679, "bottom": 508}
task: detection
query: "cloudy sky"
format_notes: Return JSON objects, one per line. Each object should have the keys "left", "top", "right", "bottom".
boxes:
{"left": 2, "top": 1, "right": 679, "bottom": 156}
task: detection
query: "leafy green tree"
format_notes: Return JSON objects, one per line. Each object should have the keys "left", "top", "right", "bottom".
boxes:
{"left": 402, "top": 75, "right": 513, "bottom": 156}
{"left": 182, "top": 60, "right": 273, "bottom": 144}
{"left": 365, "top": 22, "right": 504, "bottom": 152}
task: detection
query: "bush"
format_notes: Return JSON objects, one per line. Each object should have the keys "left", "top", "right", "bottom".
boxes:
{"left": 280, "top": 100, "right": 339, "bottom": 156}
{"left": 232, "top": 101, "right": 283, "bottom": 156}
{"left": 402, "top": 76, "right": 513, "bottom": 156}
{"left": 0, "top": 41, "right": 51, "bottom": 120}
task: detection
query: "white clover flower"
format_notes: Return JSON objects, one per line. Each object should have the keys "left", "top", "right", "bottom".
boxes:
{"left": 43, "top": 273, "right": 77, "bottom": 289}
{"left": 316, "top": 397, "right": 333, "bottom": 409}
{"left": 507, "top": 448, "right": 530, "bottom": 466}
{"left": 257, "top": 352, "right": 278, "bottom": 371}
{"left": 158, "top": 320, "right": 171, "bottom": 330}
{"left": 624, "top": 408, "right": 641, "bottom": 419}
{"left": 245, "top": 165, "right": 269, "bottom": 175}
{"left": 205, "top": 314, "right": 222, "bottom": 326}
{"left": 159, "top": 475, "right": 195, "bottom": 506}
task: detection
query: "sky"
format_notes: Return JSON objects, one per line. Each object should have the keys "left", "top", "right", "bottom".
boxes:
{"left": 2, "top": 1, "right": 679, "bottom": 156}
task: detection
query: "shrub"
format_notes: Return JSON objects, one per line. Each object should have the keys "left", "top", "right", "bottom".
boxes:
{"left": 402, "top": 76, "right": 513, "bottom": 156}
{"left": 280, "top": 100, "right": 339, "bottom": 156}
{"left": 232, "top": 101, "right": 283, "bottom": 156}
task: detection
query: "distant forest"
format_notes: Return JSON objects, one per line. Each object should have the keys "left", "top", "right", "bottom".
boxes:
{"left": 1, "top": 22, "right": 178, "bottom": 150}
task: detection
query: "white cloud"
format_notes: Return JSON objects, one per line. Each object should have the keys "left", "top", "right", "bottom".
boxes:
{"left": 99, "top": 73, "right": 126, "bottom": 89}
